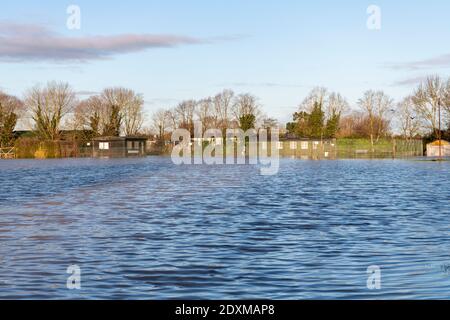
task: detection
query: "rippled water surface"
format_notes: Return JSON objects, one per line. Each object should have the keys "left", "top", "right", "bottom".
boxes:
{"left": 0, "top": 157, "right": 449, "bottom": 299}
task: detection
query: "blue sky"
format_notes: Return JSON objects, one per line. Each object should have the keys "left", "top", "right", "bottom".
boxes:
{"left": 1, "top": 0, "right": 450, "bottom": 123}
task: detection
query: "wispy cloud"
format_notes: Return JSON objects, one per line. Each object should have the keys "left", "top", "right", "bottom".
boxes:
{"left": 391, "top": 76, "right": 429, "bottom": 87}
{"left": 221, "top": 82, "right": 306, "bottom": 88}
{"left": 0, "top": 21, "right": 207, "bottom": 63}
{"left": 145, "top": 98, "right": 180, "bottom": 106}
{"left": 387, "top": 53, "right": 450, "bottom": 70}
{"left": 76, "top": 90, "right": 100, "bottom": 96}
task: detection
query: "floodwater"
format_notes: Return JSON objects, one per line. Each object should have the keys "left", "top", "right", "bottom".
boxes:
{"left": 0, "top": 157, "right": 449, "bottom": 299}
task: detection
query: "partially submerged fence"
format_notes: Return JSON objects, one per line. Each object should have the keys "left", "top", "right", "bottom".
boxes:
{"left": 13, "top": 139, "right": 92, "bottom": 159}
{"left": 162, "top": 138, "right": 425, "bottom": 160}
{"left": 336, "top": 139, "right": 424, "bottom": 159}
{"left": 0, "top": 147, "right": 16, "bottom": 159}
{"left": 277, "top": 139, "right": 337, "bottom": 159}
{"left": 6, "top": 138, "right": 424, "bottom": 160}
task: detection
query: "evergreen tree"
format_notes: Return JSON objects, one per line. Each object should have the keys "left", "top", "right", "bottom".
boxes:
{"left": 308, "top": 102, "right": 325, "bottom": 138}
{"left": 239, "top": 114, "right": 256, "bottom": 132}
{"left": 0, "top": 112, "right": 18, "bottom": 147}
{"left": 325, "top": 111, "right": 340, "bottom": 138}
{"left": 103, "top": 105, "right": 122, "bottom": 136}
{"left": 287, "top": 111, "right": 310, "bottom": 137}
{"left": 0, "top": 94, "right": 21, "bottom": 147}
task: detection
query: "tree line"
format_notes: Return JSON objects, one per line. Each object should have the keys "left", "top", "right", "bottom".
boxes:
{"left": 286, "top": 75, "right": 450, "bottom": 150}
{"left": 150, "top": 89, "right": 272, "bottom": 140}
{"left": 0, "top": 82, "right": 145, "bottom": 147}
{"left": 0, "top": 75, "right": 449, "bottom": 149}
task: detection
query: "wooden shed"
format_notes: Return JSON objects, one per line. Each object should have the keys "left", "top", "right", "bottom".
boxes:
{"left": 277, "top": 138, "right": 337, "bottom": 159}
{"left": 92, "top": 136, "right": 147, "bottom": 158}
{"left": 427, "top": 140, "right": 450, "bottom": 157}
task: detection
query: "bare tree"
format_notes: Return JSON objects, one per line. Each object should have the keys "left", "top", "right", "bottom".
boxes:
{"left": 196, "top": 97, "right": 217, "bottom": 132}
{"left": 151, "top": 108, "right": 171, "bottom": 139}
{"left": 232, "top": 93, "right": 263, "bottom": 131}
{"left": 175, "top": 100, "right": 196, "bottom": 135}
{"left": 299, "top": 87, "right": 329, "bottom": 113}
{"left": 99, "top": 87, "right": 144, "bottom": 136}
{"left": 232, "top": 94, "right": 261, "bottom": 120}
{"left": 123, "top": 93, "right": 144, "bottom": 136}
{"left": 358, "top": 91, "right": 376, "bottom": 144}
{"left": 396, "top": 97, "right": 422, "bottom": 140}
{"left": 412, "top": 76, "right": 449, "bottom": 137}
{"left": 358, "top": 90, "right": 393, "bottom": 151}
{"left": 25, "top": 82, "right": 76, "bottom": 141}
{"left": 213, "top": 89, "right": 234, "bottom": 133}
{"left": 374, "top": 91, "right": 393, "bottom": 141}
{"left": 444, "top": 78, "right": 450, "bottom": 118}
{"left": 165, "top": 108, "right": 179, "bottom": 133}
{"left": 337, "top": 113, "right": 361, "bottom": 138}
{"left": 74, "top": 95, "right": 104, "bottom": 136}
{"left": 0, "top": 91, "right": 24, "bottom": 147}
{"left": 327, "top": 92, "right": 349, "bottom": 118}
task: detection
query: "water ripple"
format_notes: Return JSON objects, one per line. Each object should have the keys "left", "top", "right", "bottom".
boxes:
{"left": 0, "top": 158, "right": 449, "bottom": 299}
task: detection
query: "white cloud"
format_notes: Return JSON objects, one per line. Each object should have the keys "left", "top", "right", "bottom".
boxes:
{"left": 0, "top": 21, "right": 206, "bottom": 63}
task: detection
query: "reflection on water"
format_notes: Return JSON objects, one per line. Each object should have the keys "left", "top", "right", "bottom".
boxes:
{"left": 0, "top": 157, "right": 449, "bottom": 299}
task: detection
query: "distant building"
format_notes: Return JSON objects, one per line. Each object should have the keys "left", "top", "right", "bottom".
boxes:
{"left": 92, "top": 136, "right": 147, "bottom": 158}
{"left": 427, "top": 140, "right": 450, "bottom": 157}
{"left": 277, "top": 137, "right": 337, "bottom": 159}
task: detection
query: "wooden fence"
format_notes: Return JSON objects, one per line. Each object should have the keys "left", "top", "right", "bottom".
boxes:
{"left": 336, "top": 139, "right": 424, "bottom": 159}
{"left": 0, "top": 147, "right": 16, "bottom": 159}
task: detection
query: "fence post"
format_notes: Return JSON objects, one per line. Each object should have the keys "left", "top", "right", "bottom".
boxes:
{"left": 392, "top": 139, "right": 397, "bottom": 159}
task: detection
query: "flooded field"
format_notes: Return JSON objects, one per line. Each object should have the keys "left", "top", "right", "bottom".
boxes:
{"left": 0, "top": 157, "right": 449, "bottom": 299}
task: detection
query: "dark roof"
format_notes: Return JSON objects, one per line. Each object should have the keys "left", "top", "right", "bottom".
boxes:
{"left": 280, "top": 137, "right": 335, "bottom": 142}
{"left": 92, "top": 136, "right": 148, "bottom": 141}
